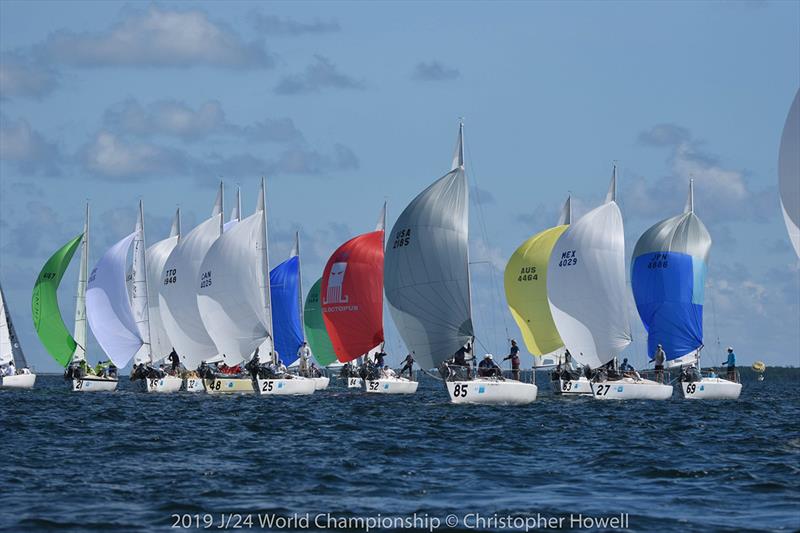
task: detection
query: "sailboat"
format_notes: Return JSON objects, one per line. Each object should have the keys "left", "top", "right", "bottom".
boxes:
{"left": 159, "top": 183, "right": 225, "bottom": 376}
{"left": 548, "top": 165, "right": 671, "bottom": 400}
{"left": 0, "top": 282, "right": 36, "bottom": 389}
{"left": 504, "top": 196, "right": 591, "bottom": 396}
{"left": 133, "top": 208, "right": 185, "bottom": 392}
{"left": 779, "top": 89, "right": 799, "bottom": 258}
{"left": 632, "top": 180, "right": 741, "bottom": 400}
{"left": 385, "top": 121, "right": 537, "bottom": 404}
{"left": 271, "top": 232, "right": 329, "bottom": 390}
{"left": 87, "top": 200, "right": 162, "bottom": 390}
{"left": 198, "top": 179, "right": 315, "bottom": 395}
{"left": 33, "top": 204, "right": 117, "bottom": 391}
{"left": 321, "top": 204, "right": 417, "bottom": 394}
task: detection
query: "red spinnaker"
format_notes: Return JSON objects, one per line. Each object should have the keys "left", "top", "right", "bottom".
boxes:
{"left": 321, "top": 230, "right": 384, "bottom": 362}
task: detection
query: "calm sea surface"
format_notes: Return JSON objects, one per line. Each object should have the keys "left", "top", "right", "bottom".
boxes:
{"left": 1, "top": 372, "right": 798, "bottom": 532}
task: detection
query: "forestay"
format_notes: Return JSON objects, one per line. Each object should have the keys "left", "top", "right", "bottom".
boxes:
{"left": 547, "top": 168, "right": 631, "bottom": 368}
{"left": 159, "top": 185, "right": 223, "bottom": 369}
{"left": 384, "top": 123, "right": 472, "bottom": 369}
{"left": 631, "top": 181, "right": 711, "bottom": 368}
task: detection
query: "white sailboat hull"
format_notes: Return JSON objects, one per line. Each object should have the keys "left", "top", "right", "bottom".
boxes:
{"left": 552, "top": 376, "right": 593, "bottom": 396}
{"left": 347, "top": 377, "right": 363, "bottom": 389}
{"left": 591, "top": 377, "right": 672, "bottom": 400}
{"left": 312, "top": 376, "right": 330, "bottom": 390}
{"left": 204, "top": 377, "right": 254, "bottom": 394}
{"left": 135, "top": 375, "right": 182, "bottom": 393}
{"left": 446, "top": 379, "right": 538, "bottom": 405}
{"left": 680, "top": 377, "right": 742, "bottom": 400}
{"left": 72, "top": 377, "right": 118, "bottom": 392}
{"left": 0, "top": 373, "right": 36, "bottom": 389}
{"left": 365, "top": 377, "right": 418, "bottom": 394}
{"left": 184, "top": 377, "right": 205, "bottom": 392}
{"left": 255, "top": 377, "right": 316, "bottom": 396}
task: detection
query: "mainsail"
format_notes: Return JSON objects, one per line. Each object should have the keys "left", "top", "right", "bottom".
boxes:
{"left": 779, "top": 89, "right": 800, "bottom": 258}
{"left": 159, "top": 183, "right": 224, "bottom": 369}
{"left": 140, "top": 209, "right": 180, "bottom": 362}
{"left": 270, "top": 233, "right": 304, "bottom": 365}
{"left": 197, "top": 179, "right": 272, "bottom": 365}
{"left": 385, "top": 123, "right": 472, "bottom": 369}
{"left": 1, "top": 282, "right": 27, "bottom": 368}
{"left": 72, "top": 204, "right": 89, "bottom": 362}
{"left": 547, "top": 166, "right": 632, "bottom": 368}
{"left": 31, "top": 233, "right": 84, "bottom": 367}
{"left": 321, "top": 207, "right": 385, "bottom": 363}
{"left": 504, "top": 196, "right": 571, "bottom": 365}
{"left": 303, "top": 277, "right": 337, "bottom": 366}
{"left": 631, "top": 180, "right": 711, "bottom": 367}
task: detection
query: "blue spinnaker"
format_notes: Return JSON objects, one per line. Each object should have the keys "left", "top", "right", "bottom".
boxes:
{"left": 270, "top": 256, "right": 303, "bottom": 365}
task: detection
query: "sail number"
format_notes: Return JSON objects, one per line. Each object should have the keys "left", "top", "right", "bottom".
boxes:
{"left": 453, "top": 383, "right": 468, "bottom": 397}
{"left": 262, "top": 381, "right": 274, "bottom": 392}
{"left": 647, "top": 253, "right": 669, "bottom": 269}
{"left": 200, "top": 271, "right": 212, "bottom": 289}
{"left": 686, "top": 383, "right": 697, "bottom": 394}
{"left": 42, "top": 271, "right": 57, "bottom": 280}
{"left": 88, "top": 268, "right": 97, "bottom": 283}
{"left": 163, "top": 269, "right": 177, "bottom": 285}
{"left": 595, "top": 384, "right": 611, "bottom": 396}
{"left": 517, "top": 266, "right": 538, "bottom": 282}
{"left": 392, "top": 228, "right": 412, "bottom": 249}
{"left": 369, "top": 381, "right": 379, "bottom": 391}
{"left": 562, "top": 380, "right": 572, "bottom": 391}
{"left": 558, "top": 250, "right": 578, "bottom": 267}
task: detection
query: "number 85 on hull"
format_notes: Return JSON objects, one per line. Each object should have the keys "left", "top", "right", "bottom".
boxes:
{"left": 446, "top": 379, "right": 537, "bottom": 405}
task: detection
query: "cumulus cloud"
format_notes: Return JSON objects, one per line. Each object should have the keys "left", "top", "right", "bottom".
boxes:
{"left": 80, "top": 131, "right": 191, "bottom": 180}
{"left": 411, "top": 61, "right": 460, "bottom": 82}
{"left": 251, "top": 14, "right": 340, "bottom": 36}
{"left": 0, "top": 115, "right": 62, "bottom": 175}
{"left": 274, "top": 55, "right": 364, "bottom": 95}
{"left": 38, "top": 6, "right": 274, "bottom": 69}
{"left": 102, "top": 98, "right": 303, "bottom": 143}
{"left": 0, "top": 52, "right": 59, "bottom": 100}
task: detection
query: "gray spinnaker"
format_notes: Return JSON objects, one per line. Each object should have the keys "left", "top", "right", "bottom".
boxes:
{"left": 384, "top": 167, "right": 473, "bottom": 369}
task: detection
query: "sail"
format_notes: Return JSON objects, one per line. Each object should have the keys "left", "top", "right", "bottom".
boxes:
{"left": 779, "top": 89, "right": 800, "bottom": 258}
{"left": 31, "top": 234, "right": 83, "bottom": 367}
{"left": 321, "top": 228, "right": 384, "bottom": 363}
{"left": 270, "top": 254, "right": 303, "bottom": 365}
{"left": 504, "top": 197, "right": 571, "bottom": 364}
{"left": 632, "top": 181, "right": 711, "bottom": 367}
{"left": 303, "top": 277, "right": 337, "bottom": 366}
{"left": 197, "top": 182, "right": 270, "bottom": 365}
{"left": 130, "top": 202, "right": 151, "bottom": 364}
{"left": 385, "top": 168, "right": 471, "bottom": 368}
{"left": 87, "top": 232, "right": 144, "bottom": 368}
{"left": 0, "top": 283, "right": 16, "bottom": 366}
{"left": 547, "top": 171, "right": 631, "bottom": 368}
{"left": 142, "top": 209, "right": 179, "bottom": 361}
{"left": 159, "top": 189, "right": 223, "bottom": 369}
{"left": 72, "top": 205, "right": 89, "bottom": 362}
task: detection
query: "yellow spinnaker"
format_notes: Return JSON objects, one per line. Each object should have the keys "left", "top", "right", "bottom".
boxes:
{"left": 504, "top": 225, "right": 568, "bottom": 355}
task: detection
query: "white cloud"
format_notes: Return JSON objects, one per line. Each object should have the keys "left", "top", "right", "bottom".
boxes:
{"left": 0, "top": 52, "right": 58, "bottom": 100}
{"left": 275, "top": 55, "right": 364, "bottom": 95}
{"left": 81, "top": 131, "right": 189, "bottom": 179}
{"left": 0, "top": 115, "right": 61, "bottom": 175}
{"left": 40, "top": 6, "right": 274, "bottom": 69}
{"left": 251, "top": 14, "right": 340, "bottom": 36}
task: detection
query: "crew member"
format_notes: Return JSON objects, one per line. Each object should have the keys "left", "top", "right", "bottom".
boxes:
{"left": 399, "top": 352, "right": 415, "bottom": 379}
{"left": 723, "top": 347, "right": 737, "bottom": 381}
{"left": 503, "top": 340, "right": 521, "bottom": 380}
{"left": 168, "top": 348, "right": 180, "bottom": 373}
{"left": 653, "top": 344, "right": 666, "bottom": 383}
{"left": 477, "top": 354, "right": 501, "bottom": 378}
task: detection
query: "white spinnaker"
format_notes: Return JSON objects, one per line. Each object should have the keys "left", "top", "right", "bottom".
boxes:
{"left": 86, "top": 232, "right": 143, "bottom": 367}
{"left": 779, "top": 89, "right": 800, "bottom": 258}
{"left": 384, "top": 168, "right": 472, "bottom": 369}
{"left": 138, "top": 211, "right": 180, "bottom": 363}
{"left": 197, "top": 192, "right": 270, "bottom": 366}
{"left": 0, "top": 285, "right": 12, "bottom": 366}
{"left": 159, "top": 212, "right": 223, "bottom": 369}
{"left": 547, "top": 198, "right": 632, "bottom": 369}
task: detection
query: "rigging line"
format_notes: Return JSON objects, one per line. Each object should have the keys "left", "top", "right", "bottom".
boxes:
{"left": 464, "top": 139, "right": 509, "bottom": 353}
{"left": 709, "top": 277, "right": 723, "bottom": 367}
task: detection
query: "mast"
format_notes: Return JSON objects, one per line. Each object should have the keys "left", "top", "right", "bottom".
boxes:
{"left": 606, "top": 162, "right": 618, "bottom": 203}
{"left": 258, "top": 178, "right": 275, "bottom": 363}
{"left": 133, "top": 200, "right": 153, "bottom": 362}
{"left": 171, "top": 207, "right": 181, "bottom": 239}
{"left": 293, "top": 232, "right": 304, "bottom": 337}
{"left": 685, "top": 178, "right": 695, "bottom": 214}
{"left": 456, "top": 120, "right": 473, "bottom": 347}
{"left": 233, "top": 186, "right": 241, "bottom": 221}
{"left": 73, "top": 202, "right": 89, "bottom": 363}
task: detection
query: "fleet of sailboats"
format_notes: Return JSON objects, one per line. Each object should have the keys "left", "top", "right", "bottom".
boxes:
{"left": 6, "top": 118, "right": 776, "bottom": 402}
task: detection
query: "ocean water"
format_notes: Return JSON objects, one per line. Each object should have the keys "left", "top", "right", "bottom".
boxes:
{"left": 1, "top": 372, "right": 798, "bottom": 532}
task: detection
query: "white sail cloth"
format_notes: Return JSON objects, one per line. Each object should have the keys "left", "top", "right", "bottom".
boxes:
{"left": 197, "top": 210, "right": 270, "bottom": 366}
{"left": 0, "top": 286, "right": 12, "bottom": 366}
{"left": 141, "top": 232, "right": 178, "bottom": 362}
{"left": 779, "top": 89, "right": 800, "bottom": 258}
{"left": 384, "top": 167, "right": 472, "bottom": 369}
{"left": 86, "top": 232, "right": 143, "bottom": 367}
{"left": 547, "top": 200, "right": 632, "bottom": 368}
{"left": 159, "top": 213, "right": 222, "bottom": 369}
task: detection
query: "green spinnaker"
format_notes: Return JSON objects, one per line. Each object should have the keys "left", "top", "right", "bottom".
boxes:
{"left": 303, "top": 277, "right": 337, "bottom": 366}
{"left": 31, "top": 233, "right": 83, "bottom": 367}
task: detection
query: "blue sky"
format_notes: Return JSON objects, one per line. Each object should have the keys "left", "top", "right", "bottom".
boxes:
{"left": 1, "top": 1, "right": 798, "bottom": 372}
